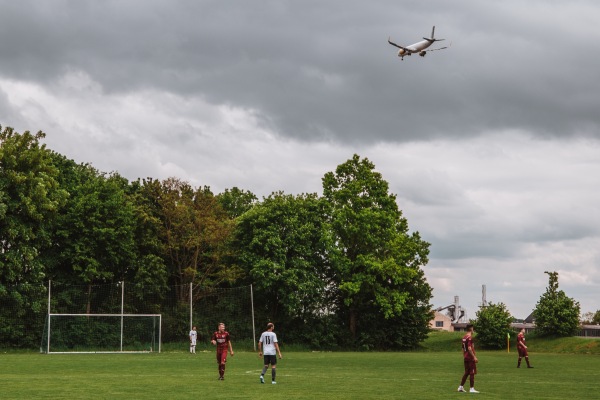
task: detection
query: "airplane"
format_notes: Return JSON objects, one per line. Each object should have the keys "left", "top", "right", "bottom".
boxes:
{"left": 388, "top": 26, "right": 449, "bottom": 60}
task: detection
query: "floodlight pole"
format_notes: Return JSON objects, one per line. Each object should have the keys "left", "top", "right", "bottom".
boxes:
{"left": 189, "top": 282, "right": 193, "bottom": 331}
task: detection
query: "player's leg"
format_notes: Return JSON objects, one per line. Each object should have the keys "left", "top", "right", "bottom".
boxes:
{"left": 459, "top": 359, "right": 469, "bottom": 391}
{"left": 260, "top": 356, "right": 269, "bottom": 383}
{"left": 518, "top": 347, "right": 523, "bottom": 367}
{"left": 270, "top": 356, "right": 278, "bottom": 383}
{"left": 468, "top": 362, "right": 478, "bottom": 393}
{"left": 524, "top": 350, "right": 532, "bottom": 368}
{"left": 219, "top": 351, "right": 228, "bottom": 379}
{"left": 216, "top": 350, "right": 224, "bottom": 379}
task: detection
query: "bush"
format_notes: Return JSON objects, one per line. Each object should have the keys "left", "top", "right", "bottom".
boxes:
{"left": 473, "top": 302, "right": 512, "bottom": 349}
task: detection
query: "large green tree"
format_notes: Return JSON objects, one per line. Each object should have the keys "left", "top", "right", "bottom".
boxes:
{"left": 43, "top": 154, "right": 138, "bottom": 285}
{"left": 146, "top": 178, "right": 241, "bottom": 303}
{"left": 235, "top": 192, "right": 331, "bottom": 327}
{"left": 534, "top": 271, "right": 581, "bottom": 337}
{"left": 0, "top": 127, "right": 67, "bottom": 284}
{"left": 473, "top": 302, "right": 513, "bottom": 349}
{"left": 0, "top": 127, "right": 67, "bottom": 346}
{"left": 322, "top": 154, "right": 432, "bottom": 348}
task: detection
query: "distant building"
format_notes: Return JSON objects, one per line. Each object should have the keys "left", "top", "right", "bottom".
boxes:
{"left": 510, "top": 322, "right": 536, "bottom": 334}
{"left": 578, "top": 325, "right": 600, "bottom": 338}
{"left": 429, "top": 311, "right": 454, "bottom": 332}
{"left": 452, "top": 322, "right": 469, "bottom": 332}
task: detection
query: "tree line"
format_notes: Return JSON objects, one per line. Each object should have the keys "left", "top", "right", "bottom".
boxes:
{"left": 1, "top": 126, "right": 433, "bottom": 349}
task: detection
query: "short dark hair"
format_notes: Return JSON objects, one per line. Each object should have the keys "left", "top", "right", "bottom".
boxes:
{"left": 267, "top": 322, "right": 274, "bottom": 330}
{"left": 466, "top": 324, "right": 474, "bottom": 330}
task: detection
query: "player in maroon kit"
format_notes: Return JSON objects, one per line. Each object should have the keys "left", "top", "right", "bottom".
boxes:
{"left": 211, "top": 322, "right": 234, "bottom": 380}
{"left": 458, "top": 324, "right": 479, "bottom": 393}
{"left": 517, "top": 328, "right": 533, "bottom": 368}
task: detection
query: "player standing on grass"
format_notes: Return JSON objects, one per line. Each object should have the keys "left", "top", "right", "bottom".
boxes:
{"left": 211, "top": 322, "right": 234, "bottom": 380}
{"left": 517, "top": 328, "right": 533, "bottom": 368}
{"left": 258, "top": 322, "right": 283, "bottom": 384}
{"left": 458, "top": 324, "right": 479, "bottom": 393}
{"left": 189, "top": 326, "right": 197, "bottom": 354}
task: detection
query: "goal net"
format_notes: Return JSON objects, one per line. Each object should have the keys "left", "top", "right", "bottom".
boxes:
{"left": 40, "top": 313, "right": 161, "bottom": 354}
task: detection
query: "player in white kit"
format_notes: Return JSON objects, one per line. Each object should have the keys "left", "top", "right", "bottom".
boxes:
{"left": 189, "top": 326, "right": 197, "bottom": 354}
{"left": 258, "top": 322, "right": 283, "bottom": 384}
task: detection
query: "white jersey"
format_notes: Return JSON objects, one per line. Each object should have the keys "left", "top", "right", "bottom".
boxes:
{"left": 259, "top": 331, "right": 278, "bottom": 355}
{"left": 189, "top": 330, "right": 197, "bottom": 345}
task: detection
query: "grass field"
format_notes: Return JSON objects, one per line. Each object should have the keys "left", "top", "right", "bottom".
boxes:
{"left": 2, "top": 348, "right": 600, "bottom": 399}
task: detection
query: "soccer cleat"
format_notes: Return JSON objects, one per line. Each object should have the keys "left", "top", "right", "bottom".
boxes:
{"left": 457, "top": 386, "right": 466, "bottom": 392}
{"left": 218, "top": 376, "right": 224, "bottom": 381}
{"left": 260, "top": 375, "right": 264, "bottom": 384}
{"left": 272, "top": 381, "right": 277, "bottom": 385}
{"left": 469, "top": 388, "right": 479, "bottom": 393}
{"left": 527, "top": 366, "right": 534, "bottom": 368}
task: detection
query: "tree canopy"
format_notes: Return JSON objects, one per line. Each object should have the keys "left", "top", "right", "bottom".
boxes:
{"left": 473, "top": 302, "right": 513, "bottom": 349}
{"left": 1, "top": 128, "right": 434, "bottom": 349}
{"left": 322, "top": 154, "right": 432, "bottom": 348}
{"left": 534, "top": 271, "right": 581, "bottom": 337}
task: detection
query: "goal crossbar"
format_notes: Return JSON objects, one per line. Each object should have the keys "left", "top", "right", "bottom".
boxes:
{"left": 43, "top": 313, "right": 162, "bottom": 354}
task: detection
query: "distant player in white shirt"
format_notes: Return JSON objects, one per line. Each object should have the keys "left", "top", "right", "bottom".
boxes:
{"left": 189, "top": 326, "right": 197, "bottom": 354}
{"left": 258, "top": 322, "right": 282, "bottom": 384}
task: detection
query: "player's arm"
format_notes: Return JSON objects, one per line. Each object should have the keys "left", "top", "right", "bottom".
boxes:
{"left": 258, "top": 340, "right": 263, "bottom": 356}
{"left": 211, "top": 333, "right": 216, "bottom": 346}
{"left": 468, "top": 345, "right": 478, "bottom": 362}
{"left": 275, "top": 342, "right": 282, "bottom": 359}
{"left": 228, "top": 340, "right": 234, "bottom": 356}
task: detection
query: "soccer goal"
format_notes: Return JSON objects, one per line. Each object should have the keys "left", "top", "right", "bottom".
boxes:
{"left": 40, "top": 313, "right": 161, "bottom": 354}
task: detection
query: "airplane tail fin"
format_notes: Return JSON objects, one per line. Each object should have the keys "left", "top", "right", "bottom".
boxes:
{"left": 425, "top": 25, "right": 444, "bottom": 42}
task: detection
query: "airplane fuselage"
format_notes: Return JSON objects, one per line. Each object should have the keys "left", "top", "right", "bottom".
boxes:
{"left": 397, "top": 39, "right": 433, "bottom": 57}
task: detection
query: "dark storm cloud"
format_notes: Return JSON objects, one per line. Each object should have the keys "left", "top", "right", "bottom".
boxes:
{"left": 3, "top": 0, "right": 599, "bottom": 144}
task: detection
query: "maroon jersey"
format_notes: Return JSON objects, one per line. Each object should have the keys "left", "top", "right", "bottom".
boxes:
{"left": 517, "top": 332, "right": 526, "bottom": 348}
{"left": 212, "top": 331, "right": 230, "bottom": 351}
{"left": 462, "top": 333, "right": 476, "bottom": 360}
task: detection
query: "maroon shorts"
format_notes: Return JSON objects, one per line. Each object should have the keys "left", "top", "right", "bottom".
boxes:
{"left": 216, "top": 349, "right": 228, "bottom": 364}
{"left": 463, "top": 359, "right": 477, "bottom": 375}
{"left": 518, "top": 347, "right": 528, "bottom": 357}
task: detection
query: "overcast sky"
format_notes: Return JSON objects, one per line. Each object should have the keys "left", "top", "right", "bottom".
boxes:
{"left": 2, "top": 0, "right": 600, "bottom": 320}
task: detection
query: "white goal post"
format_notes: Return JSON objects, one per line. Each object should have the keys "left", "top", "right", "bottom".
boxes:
{"left": 41, "top": 313, "right": 162, "bottom": 354}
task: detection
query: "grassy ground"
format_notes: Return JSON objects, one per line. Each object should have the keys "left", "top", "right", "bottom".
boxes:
{"left": 2, "top": 347, "right": 600, "bottom": 399}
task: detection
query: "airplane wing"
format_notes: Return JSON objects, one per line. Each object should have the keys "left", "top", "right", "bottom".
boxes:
{"left": 427, "top": 41, "right": 452, "bottom": 52}
{"left": 387, "top": 37, "right": 410, "bottom": 51}
{"left": 426, "top": 46, "right": 448, "bottom": 52}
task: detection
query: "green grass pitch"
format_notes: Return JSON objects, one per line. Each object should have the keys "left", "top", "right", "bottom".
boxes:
{"left": 2, "top": 350, "right": 599, "bottom": 399}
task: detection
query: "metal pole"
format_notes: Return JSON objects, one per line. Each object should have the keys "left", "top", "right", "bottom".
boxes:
{"left": 189, "top": 282, "right": 193, "bottom": 331}
{"left": 120, "top": 281, "right": 124, "bottom": 352}
{"left": 47, "top": 280, "right": 52, "bottom": 353}
{"left": 250, "top": 284, "right": 256, "bottom": 351}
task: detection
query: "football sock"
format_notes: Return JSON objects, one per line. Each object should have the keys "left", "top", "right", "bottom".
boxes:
{"left": 272, "top": 368, "right": 276, "bottom": 382}
{"left": 262, "top": 366, "right": 268, "bottom": 375}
